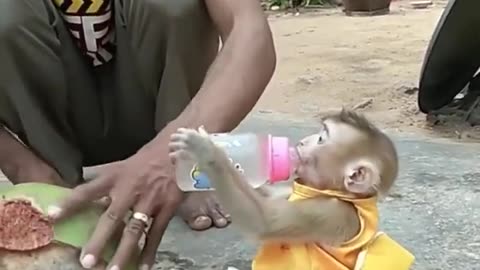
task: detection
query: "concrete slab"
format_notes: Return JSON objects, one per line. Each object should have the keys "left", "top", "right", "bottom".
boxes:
{"left": 1, "top": 115, "right": 479, "bottom": 269}
{"left": 156, "top": 115, "right": 480, "bottom": 270}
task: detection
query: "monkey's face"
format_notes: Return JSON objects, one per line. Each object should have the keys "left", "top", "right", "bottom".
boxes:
{"left": 295, "top": 120, "right": 363, "bottom": 190}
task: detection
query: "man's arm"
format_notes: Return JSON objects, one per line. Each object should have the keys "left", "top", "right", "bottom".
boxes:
{"left": 140, "top": 0, "right": 276, "bottom": 154}
{"left": 48, "top": 4, "right": 275, "bottom": 270}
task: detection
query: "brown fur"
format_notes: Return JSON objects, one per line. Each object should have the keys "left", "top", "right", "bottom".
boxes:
{"left": 168, "top": 109, "right": 398, "bottom": 246}
{"left": 324, "top": 109, "right": 398, "bottom": 196}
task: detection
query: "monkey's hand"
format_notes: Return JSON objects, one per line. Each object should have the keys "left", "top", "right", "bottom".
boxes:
{"left": 169, "top": 128, "right": 359, "bottom": 246}
{"left": 168, "top": 127, "right": 220, "bottom": 169}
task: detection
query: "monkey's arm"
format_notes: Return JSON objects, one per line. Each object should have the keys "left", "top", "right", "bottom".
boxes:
{"left": 255, "top": 183, "right": 292, "bottom": 199}
{"left": 201, "top": 148, "right": 360, "bottom": 246}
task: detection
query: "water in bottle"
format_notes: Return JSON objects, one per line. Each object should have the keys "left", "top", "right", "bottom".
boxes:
{"left": 175, "top": 132, "right": 299, "bottom": 191}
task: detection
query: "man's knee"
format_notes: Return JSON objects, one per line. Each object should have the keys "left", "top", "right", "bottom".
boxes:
{"left": 0, "top": 0, "right": 54, "bottom": 45}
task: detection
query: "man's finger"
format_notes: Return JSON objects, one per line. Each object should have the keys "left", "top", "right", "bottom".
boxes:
{"left": 107, "top": 208, "right": 153, "bottom": 270}
{"left": 80, "top": 198, "right": 131, "bottom": 269}
{"left": 138, "top": 206, "right": 176, "bottom": 270}
{"left": 48, "top": 179, "right": 110, "bottom": 221}
{"left": 93, "top": 196, "right": 112, "bottom": 209}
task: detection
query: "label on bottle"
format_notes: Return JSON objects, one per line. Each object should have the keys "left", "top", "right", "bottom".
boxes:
{"left": 190, "top": 164, "right": 212, "bottom": 190}
{"left": 189, "top": 158, "right": 245, "bottom": 190}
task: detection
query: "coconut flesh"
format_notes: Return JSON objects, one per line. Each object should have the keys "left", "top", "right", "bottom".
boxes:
{"left": 0, "top": 199, "right": 54, "bottom": 251}
{"left": 0, "top": 183, "right": 137, "bottom": 270}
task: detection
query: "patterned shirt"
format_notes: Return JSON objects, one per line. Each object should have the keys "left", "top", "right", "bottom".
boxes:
{"left": 53, "top": 0, "right": 115, "bottom": 66}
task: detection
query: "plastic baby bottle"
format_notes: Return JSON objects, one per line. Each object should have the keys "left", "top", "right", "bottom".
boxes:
{"left": 175, "top": 132, "right": 299, "bottom": 191}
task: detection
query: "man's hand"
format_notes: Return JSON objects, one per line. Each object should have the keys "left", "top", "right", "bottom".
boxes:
{"left": 48, "top": 150, "right": 183, "bottom": 270}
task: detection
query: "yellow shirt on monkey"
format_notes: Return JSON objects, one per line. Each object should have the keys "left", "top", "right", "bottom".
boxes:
{"left": 252, "top": 181, "right": 415, "bottom": 270}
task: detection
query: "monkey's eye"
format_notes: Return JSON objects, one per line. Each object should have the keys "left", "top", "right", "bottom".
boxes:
{"left": 317, "top": 130, "right": 327, "bottom": 144}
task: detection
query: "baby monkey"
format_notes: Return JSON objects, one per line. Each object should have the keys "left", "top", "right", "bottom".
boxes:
{"left": 169, "top": 109, "right": 414, "bottom": 270}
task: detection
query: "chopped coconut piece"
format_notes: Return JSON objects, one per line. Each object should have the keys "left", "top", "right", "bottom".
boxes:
{"left": 0, "top": 199, "right": 54, "bottom": 251}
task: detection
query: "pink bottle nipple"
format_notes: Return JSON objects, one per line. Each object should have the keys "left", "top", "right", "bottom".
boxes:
{"left": 269, "top": 136, "right": 292, "bottom": 182}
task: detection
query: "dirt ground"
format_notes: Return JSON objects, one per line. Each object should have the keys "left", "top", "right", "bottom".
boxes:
{"left": 255, "top": 0, "right": 480, "bottom": 141}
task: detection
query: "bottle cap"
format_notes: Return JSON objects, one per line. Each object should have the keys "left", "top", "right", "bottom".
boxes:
{"left": 269, "top": 136, "right": 291, "bottom": 182}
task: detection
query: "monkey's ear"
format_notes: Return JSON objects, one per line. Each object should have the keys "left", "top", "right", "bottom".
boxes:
{"left": 343, "top": 160, "right": 380, "bottom": 194}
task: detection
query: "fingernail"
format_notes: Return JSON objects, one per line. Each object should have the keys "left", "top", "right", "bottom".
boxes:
{"left": 140, "top": 264, "right": 151, "bottom": 270}
{"left": 47, "top": 205, "right": 62, "bottom": 219}
{"left": 80, "top": 254, "right": 96, "bottom": 269}
{"left": 109, "top": 265, "right": 120, "bottom": 270}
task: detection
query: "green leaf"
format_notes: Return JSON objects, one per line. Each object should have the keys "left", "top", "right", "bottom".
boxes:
{"left": 0, "top": 183, "right": 138, "bottom": 270}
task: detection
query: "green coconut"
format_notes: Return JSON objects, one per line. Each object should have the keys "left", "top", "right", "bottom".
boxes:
{"left": 0, "top": 183, "right": 138, "bottom": 270}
